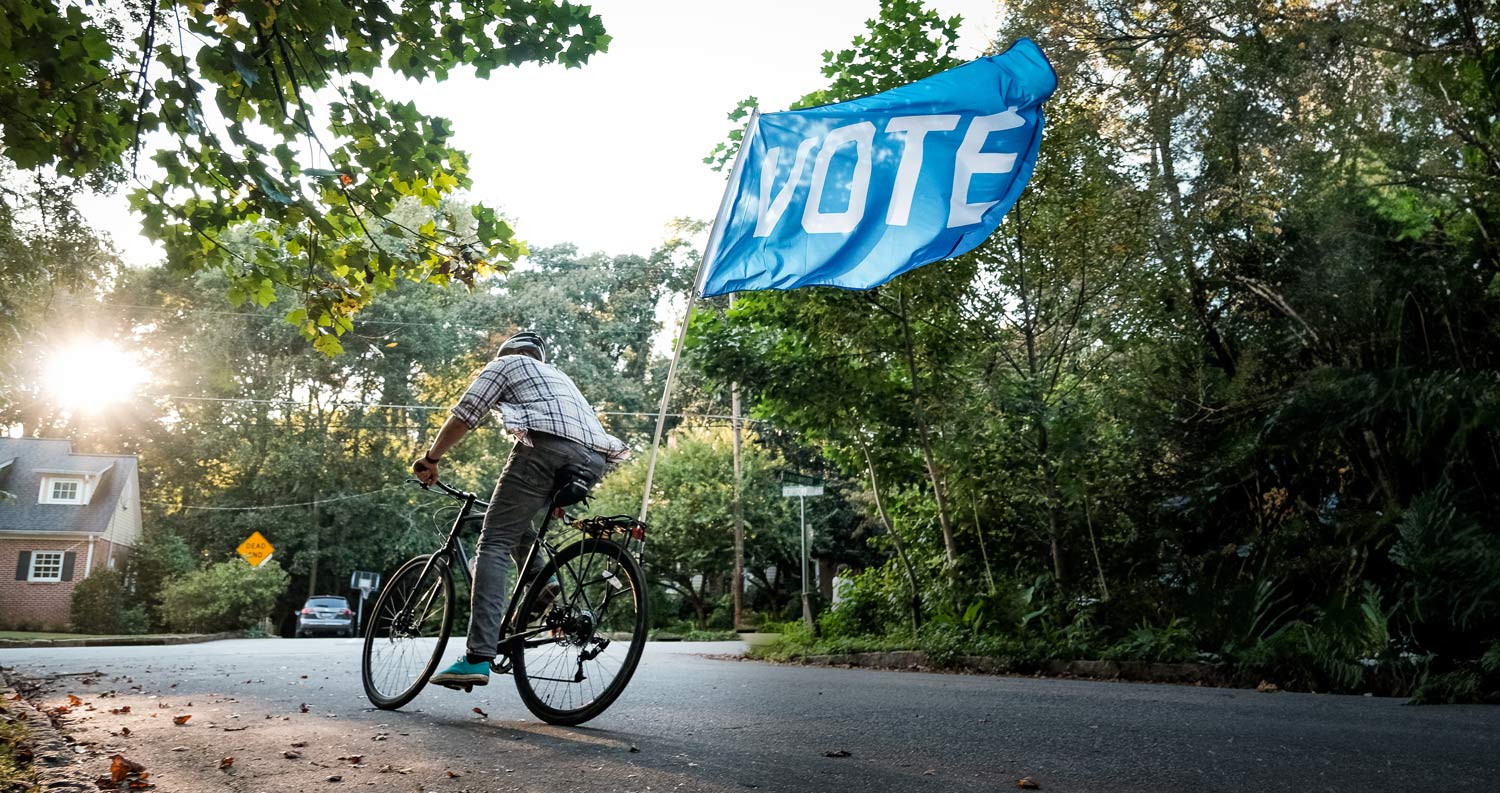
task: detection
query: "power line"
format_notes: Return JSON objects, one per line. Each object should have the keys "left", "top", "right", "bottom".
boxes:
{"left": 156, "top": 394, "right": 768, "bottom": 423}
{"left": 143, "top": 486, "right": 399, "bottom": 512}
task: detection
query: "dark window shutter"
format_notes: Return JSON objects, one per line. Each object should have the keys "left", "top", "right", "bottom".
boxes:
{"left": 61, "top": 552, "right": 76, "bottom": 582}
{"left": 15, "top": 551, "right": 30, "bottom": 580}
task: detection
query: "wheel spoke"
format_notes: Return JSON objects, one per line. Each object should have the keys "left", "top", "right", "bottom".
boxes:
{"left": 362, "top": 555, "right": 452, "bottom": 709}
{"left": 515, "top": 542, "right": 646, "bottom": 724}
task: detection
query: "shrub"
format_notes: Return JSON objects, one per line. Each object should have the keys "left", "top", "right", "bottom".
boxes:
{"left": 1232, "top": 585, "right": 1391, "bottom": 691}
{"left": 1102, "top": 617, "right": 1198, "bottom": 663}
{"left": 820, "top": 568, "right": 902, "bottom": 638}
{"left": 159, "top": 559, "right": 290, "bottom": 633}
{"left": 69, "top": 569, "right": 148, "bottom": 635}
{"left": 127, "top": 529, "right": 196, "bottom": 629}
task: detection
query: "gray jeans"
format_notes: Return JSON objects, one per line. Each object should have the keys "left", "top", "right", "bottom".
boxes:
{"left": 466, "top": 432, "right": 605, "bottom": 659}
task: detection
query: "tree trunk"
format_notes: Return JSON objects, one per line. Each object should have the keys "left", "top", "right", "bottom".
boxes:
{"left": 1150, "top": 81, "right": 1237, "bottom": 379}
{"left": 862, "top": 444, "right": 923, "bottom": 632}
{"left": 896, "top": 289, "right": 959, "bottom": 567}
{"left": 1015, "top": 216, "right": 1065, "bottom": 582}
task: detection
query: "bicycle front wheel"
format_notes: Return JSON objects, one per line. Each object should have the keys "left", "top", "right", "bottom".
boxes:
{"left": 362, "top": 553, "right": 454, "bottom": 710}
{"left": 512, "top": 538, "right": 648, "bottom": 725}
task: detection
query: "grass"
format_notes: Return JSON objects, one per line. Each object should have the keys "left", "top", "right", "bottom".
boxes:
{"left": 0, "top": 699, "right": 39, "bottom": 793}
{"left": 0, "top": 631, "right": 117, "bottom": 641}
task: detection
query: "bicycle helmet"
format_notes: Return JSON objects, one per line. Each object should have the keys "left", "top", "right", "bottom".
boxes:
{"left": 497, "top": 331, "right": 546, "bottom": 363}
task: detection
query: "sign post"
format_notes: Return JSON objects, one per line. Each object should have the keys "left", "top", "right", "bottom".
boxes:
{"left": 349, "top": 571, "right": 381, "bottom": 634}
{"left": 236, "top": 532, "right": 275, "bottom": 568}
{"left": 781, "top": 473, "right": 824, "bottom": 633}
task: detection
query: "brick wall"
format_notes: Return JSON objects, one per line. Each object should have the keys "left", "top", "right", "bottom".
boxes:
{"left": 0, "top": 537, "right": 131, "bottom": 631}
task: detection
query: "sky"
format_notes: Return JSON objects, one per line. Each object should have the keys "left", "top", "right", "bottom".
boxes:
{"left": 86, "top": 0, "right": 1003, "bottom": 266}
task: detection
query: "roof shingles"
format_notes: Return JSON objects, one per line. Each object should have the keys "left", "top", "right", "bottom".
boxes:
{"left": 0, "top": 438, "right": 137, "bottom": 535}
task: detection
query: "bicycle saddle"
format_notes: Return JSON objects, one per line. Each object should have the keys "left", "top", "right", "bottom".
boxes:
{"left": 550, "top": 463, "right": 594, "bottom": 508}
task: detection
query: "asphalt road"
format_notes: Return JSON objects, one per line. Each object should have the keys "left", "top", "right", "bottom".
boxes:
{"left": 3, "top": 639, "right": 1498, "bottom": 792}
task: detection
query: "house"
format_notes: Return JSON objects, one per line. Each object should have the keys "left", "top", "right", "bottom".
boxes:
{"left": 0, "top": 438, "right": 141, "bottom": 631}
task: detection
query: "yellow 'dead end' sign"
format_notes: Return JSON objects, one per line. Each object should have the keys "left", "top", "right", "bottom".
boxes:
{"left": 237, "top": 531, "right": 275, "bottom": 568}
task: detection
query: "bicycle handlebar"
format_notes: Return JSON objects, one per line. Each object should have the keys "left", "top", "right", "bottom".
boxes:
{"left": 406, "top": 477, "right": 483, "bottom": 504}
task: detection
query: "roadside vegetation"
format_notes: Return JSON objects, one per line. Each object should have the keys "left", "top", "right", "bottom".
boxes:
{"left": 0, "top": 698, "right": 38, "bottom": 793}
{"left": 0, "top": 1, "right": 1494, "bottom": 701}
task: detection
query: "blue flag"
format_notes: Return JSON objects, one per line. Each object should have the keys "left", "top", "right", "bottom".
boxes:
{"left": 699, "top": 39, "right": 1057, "bottom": 298}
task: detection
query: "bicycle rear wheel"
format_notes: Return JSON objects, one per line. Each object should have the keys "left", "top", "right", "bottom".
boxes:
{"left": 512, "top": 538, "right": 648, "bottom": 725}
{"left": 362, "top": 553, "right": 454, "bottom": 710}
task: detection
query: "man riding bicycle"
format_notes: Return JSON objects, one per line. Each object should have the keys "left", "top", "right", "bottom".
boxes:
{"left": 411, "top": 331, "right": 628, "bottom": 691}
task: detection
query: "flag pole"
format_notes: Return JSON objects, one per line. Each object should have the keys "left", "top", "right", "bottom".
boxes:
{"left": 639, "top": 109, "right": 760, "bottom": 523}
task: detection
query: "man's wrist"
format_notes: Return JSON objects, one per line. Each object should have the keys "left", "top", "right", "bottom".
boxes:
{"left": 423, "top": 451, "right": 441, "bottom": 464}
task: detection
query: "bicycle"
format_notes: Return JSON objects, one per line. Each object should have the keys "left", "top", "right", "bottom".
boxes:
{"left": 360, "top": 467, "right": 649, "bottom": 726}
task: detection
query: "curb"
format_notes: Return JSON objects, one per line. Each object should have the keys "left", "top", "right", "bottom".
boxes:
{"left": 0, "top": 630, "right": 245, "bottom": 649}
{"left": 0, "top": 675, "right": 95, "bottom": 792}
{"left": 795, "top": 651, "right": 1248, "bottom": 687}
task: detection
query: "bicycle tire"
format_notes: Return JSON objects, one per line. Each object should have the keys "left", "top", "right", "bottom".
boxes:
{"left": 512, "top": 538, "right": 648, "bottom": 725}
{"left": 362, "top": 553, "right": 455, "bottom": 710}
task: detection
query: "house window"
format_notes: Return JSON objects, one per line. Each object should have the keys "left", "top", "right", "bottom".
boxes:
{"left": 29, "top": 551, "right": 64, "bottom": 582}
{"left": 40, "top": 477, "right": 83, "bottom": 504}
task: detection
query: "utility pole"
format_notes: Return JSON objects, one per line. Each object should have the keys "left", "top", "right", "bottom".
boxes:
{"left": 307, "top": 491, "right": 320, "bottom": 598}
{"left": 730, "top": 293, "right": 746, "bottom": 632}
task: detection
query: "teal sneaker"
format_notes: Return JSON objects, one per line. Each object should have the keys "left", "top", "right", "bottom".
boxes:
{"left": 429, "top": 655, "right": 490, "bottom": 690}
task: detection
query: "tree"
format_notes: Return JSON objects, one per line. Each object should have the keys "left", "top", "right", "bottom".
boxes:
{"left": 0, "top": 0, "right": 611, "bottom": 348}
{"left": 592, "top": 427, "right": 799, "bottom": 629}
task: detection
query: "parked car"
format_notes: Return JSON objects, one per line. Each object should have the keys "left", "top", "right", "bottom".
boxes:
{"left": 294, "top": 596, "right": 355, "bottom": 638}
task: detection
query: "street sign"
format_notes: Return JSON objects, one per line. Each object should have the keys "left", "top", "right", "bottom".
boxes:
{"left": 349, "top": 570, "right": 380, "bottom": 595}
{"left": 236, "top": 532, "right": 274, "bottom": 568}
{"left": 349, "top": 570, "right": 381, "bottom": 635}
{"left": 780, "top": 473, "right": 823, "bottom": 632}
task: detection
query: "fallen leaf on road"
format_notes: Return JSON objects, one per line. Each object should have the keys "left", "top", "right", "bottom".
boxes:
{"left": 1017, "top": 777, "right": 1041, "bottom": 789}
{"left": 629, "top": 746, "right": 639, "bottom": 753}
{"left": 169, "top": 746, "right": 189, "bottom": 752}
{"left": 283, "top": 750, "right": 303, "bottom": 759}
{"left": 325, "top": 775, "right": 342, "bottom": 783}
{"left": 472, "top": 707, "right": 488, "bottom": 719}
{"left": 109, "top": 706, "right": 131, "bottom": 715}
{"left": 822, "top": 750, "right": 851, "bottom": 758}
{"left": 290, "top": 741, "right": 308, "bottom": 748}
{"left": 110, "top": 754, "right": 146, "bottom": 783}
{"left": 172, "top": 715, "right": 191, "bottom": 725}
{"left": 299, "top": 703, "right": 310, "bottom": 713}
{"left": 119, "top": 727, "right": 131, "bottom": 737}
{"left": 338, "top": 755, "right": 364, "bottom": 764}
{"left": 219, "top": 757, "right": 234, "bottom": 770}
{"left": 445, "top": 770, "right": 461, "bottom": 778}
{"left": 68, "top": 694, "right": 83, "bottom": 706}
{"left": 1256, "top": 680, "right": 1280, "bottom": 693}
{"left": 224, "top": 726, "right": 247, "bottom": 732}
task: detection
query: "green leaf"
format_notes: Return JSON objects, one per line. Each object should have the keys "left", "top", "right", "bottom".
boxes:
{"left": 312, "top": 334, "right": 344, "bottom": 357}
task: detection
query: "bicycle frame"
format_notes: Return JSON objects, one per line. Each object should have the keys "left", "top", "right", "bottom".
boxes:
{"left": 404, "top": 479, "right": 573, "bottom": 660}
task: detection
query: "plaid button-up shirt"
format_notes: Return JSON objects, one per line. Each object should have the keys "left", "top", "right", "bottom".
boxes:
{"left": 451, "top": 355, "right": 629, "bottom": 463}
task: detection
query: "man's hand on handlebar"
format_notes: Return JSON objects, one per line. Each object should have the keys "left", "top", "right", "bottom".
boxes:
{"left": 411, "top": 451, "right": 440, "bottom": 486}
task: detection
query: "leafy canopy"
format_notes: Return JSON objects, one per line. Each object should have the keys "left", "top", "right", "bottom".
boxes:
{"left": 0, "top": 0, "right": 610, "bottom": 352}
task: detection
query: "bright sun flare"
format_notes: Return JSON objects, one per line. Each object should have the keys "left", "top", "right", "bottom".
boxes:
{"left": 44, "top": 340, "right": 151, "bottom": 411}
